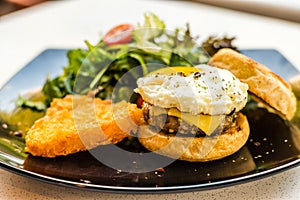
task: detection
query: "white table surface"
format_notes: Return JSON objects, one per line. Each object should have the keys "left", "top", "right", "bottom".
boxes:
{"left": 1, "top": 0, "right": 300, "bottom": 199}
{"left": 195, "top": 0, "right": 300, "bottom": 23}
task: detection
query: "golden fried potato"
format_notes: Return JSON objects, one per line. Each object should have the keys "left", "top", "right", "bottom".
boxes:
{"left": 25, "top": 95, "right": 144, "bottom": 157}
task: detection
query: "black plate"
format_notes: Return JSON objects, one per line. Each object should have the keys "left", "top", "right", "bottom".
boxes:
{"left": 1, "top": 49, "right": 300, "bottom": 193}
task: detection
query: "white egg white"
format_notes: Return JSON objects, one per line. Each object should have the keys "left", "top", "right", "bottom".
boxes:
{"left": 135, "top": 64, "right": 248, "bottom": 115}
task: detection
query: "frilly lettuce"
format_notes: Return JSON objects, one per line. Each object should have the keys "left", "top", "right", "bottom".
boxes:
{"left": 18, "top": 12, "right": 237, "bottom": 110}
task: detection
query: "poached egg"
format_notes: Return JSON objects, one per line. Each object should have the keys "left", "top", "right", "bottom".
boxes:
{"left": 135, "top": 64, "right": 248, "bottom": 115}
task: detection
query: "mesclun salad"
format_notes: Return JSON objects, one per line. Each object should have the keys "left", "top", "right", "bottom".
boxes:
{"left": 18, "top": 13, "right": 237, "bottom": 111}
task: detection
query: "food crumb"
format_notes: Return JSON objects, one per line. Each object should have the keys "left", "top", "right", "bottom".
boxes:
{"left": 155, "top": 167, "right": 165, "bottom": 173}
{"left": 13, "top": 130, "right": 23, "bottom": 137}
{"left": 254, "top": 141, "right": 261, "bottom": 146}
{"left": 80, "top": 179, "right": 92, "bottom": 184}
{"left": 154, "top": 167, "right": 165, "bottom": 177}
{"left": 1, "top": 123, "right": 8, "bottom": 129}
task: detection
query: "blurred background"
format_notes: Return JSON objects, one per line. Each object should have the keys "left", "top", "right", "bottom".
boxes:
{"left": 196, "top": 0, "right": 300, "bottom": 23}
{"left": 1, "top": 0, "right": 300, "bottom": 23}
{"left": 0, "top": 0, "right": 47, "bottom": 16}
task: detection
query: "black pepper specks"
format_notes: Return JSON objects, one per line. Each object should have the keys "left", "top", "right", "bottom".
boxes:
{"left": 193, "top": 72, "right": 202, "bottom": 78}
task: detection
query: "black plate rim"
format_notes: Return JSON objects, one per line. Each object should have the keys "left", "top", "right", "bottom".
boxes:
{"left": 1, "top": 157, "right": 300, "bottom": 193}
{"left": 1, "top": 48, "right": 300, "bottom": 193}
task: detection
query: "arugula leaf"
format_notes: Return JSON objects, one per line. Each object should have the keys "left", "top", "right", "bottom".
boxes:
{"left": 17, "top": 96, "right": 47, "bottom": 111}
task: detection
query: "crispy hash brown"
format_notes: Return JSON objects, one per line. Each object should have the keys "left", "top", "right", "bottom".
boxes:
{"left": 25, "top": 95, "right": 145, "bottom": 157}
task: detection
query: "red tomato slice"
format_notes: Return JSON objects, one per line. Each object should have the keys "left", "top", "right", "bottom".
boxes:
{"left": 136, "top": 95, "right": 144, "bottom": 108}
{"left": 103, "top": 24, "right": 134, "bottom": 46}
